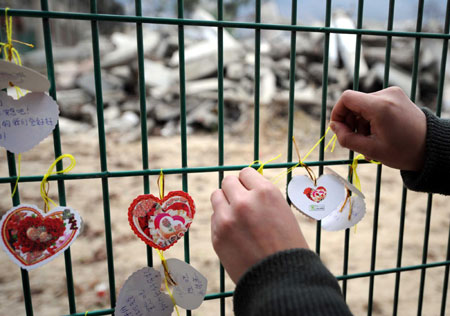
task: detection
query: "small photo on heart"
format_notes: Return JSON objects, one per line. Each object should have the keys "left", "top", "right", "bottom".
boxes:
{"left": 128, "top": 191, "right": 195, "bottom": 250}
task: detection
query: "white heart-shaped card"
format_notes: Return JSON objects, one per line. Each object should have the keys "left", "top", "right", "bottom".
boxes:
{"left": 324, "top": 167, "right": 365, "bottom": 198}
{"left": 0, "top": 91, "right": 59, "bottom": 153}
{"left": 161, "top": 258, "right": 207, "bottom": 310}
{"left": 0, "top": 60, "right": 50, "bottom": 92}
{"left": 116, "top": 267, "right": 174, "bottom": 316}
{"left": 287, "top": 174, "right": 346, "bottom": 220}
{"left": 321, "top": 195, "right": 366, "bottom": 231}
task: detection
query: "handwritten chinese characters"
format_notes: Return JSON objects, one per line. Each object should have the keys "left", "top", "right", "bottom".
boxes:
{"left": 0, "top": 91, "right": 59, "bottom": 153}
{"left": 116, "top": 267, "right": 174, "bottom": 316}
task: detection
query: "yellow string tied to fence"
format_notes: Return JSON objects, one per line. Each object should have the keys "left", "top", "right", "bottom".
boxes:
{"left": 0, "top": 7, "right": 34, "bottom": 97}
{"left": 3, "top": 7, "right": 36, "bottom": 198}
{"left": 156, "top": 170, "right": 180, "bottom": 316}
{"left": 248, "top": 154, "right": 282, "bottom": 175}
{"left": 40, "top": 154, "right": 76, "bottom": 212}
{"left": 271, "top": 126, "right": 337, "bottom": 184}
{"left": 350, "top": 153, "right": 381, "bottom": 193}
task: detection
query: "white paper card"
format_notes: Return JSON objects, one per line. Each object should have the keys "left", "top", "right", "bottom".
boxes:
{"left": 116, "top": 267, "right": 174, "bottom": 316}
{"left": 324, "top": 167, "right": 365, "bottom": 198}
{"left": 0, "top": 91, "right": 59, "bottom": 153}
{"left": 161, "top": 258, "right": 207, "bottom": 310}
{"left": 321, "top": 195, "right": 366, "bottom": 231}
{"left": 0, "top": 60, "right": 50, "bottom": 92}
{"left": 287, "top": 174, "right": 346, "bottom": 220}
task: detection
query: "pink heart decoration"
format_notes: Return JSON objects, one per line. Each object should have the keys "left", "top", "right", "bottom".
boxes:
{"left": 128, "top": 191, "right": 195, "bottom": 251}
{"left": 0, "top": 204, "right": 81, "bottom": 270}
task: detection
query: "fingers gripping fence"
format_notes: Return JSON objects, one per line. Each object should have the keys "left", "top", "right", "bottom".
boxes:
{"left": 1, "top": 1, "right": 450, "bottom": 315}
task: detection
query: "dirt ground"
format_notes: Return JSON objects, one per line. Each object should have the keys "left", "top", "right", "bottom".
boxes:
{"left": 0, "top": 108, "right": 449, "bottom": 316}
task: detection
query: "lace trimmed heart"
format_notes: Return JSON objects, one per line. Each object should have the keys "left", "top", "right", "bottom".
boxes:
{"left": 0, "top": 204, "right": 81, "bottom": 270}
{"left": 128, "top": 191, "right": 195, "bottom": 251}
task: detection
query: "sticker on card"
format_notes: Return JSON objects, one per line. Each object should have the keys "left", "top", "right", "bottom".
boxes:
{"left": 0, "top": 204, "right": 82, "bottom": 270}
{"left": 0, "top": 91, "right": 59, "bottom": 153}
{"left": 321, "top": 195, "right": 366, "bottom": 231}
{"left": 287, "top": 174, "right": 346, "bottom": 220}
{"left": 161, "top": 258, "right": 207, "bottom": 310}
{"left": 324, "top": 167, "right": 365, "bottom": 199}
{"left": 0, "top": 60, "right": 50, "bottom": 92}
{"left": 128, "top": 191, "right": 195, "bottom": 250}
{"left": 116, "top": 267, "right": 174, "bottom": 316}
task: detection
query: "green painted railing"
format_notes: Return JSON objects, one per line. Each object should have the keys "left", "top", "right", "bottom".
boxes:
{"left": 1, "top": 0, "right": 449, "bottom": 315}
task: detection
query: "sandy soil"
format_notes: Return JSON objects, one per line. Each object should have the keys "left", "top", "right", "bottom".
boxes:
{"left": 0, "top": 109, "right": 449, "bottom": 316}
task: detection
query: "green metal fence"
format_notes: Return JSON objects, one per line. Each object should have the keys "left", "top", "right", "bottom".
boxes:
{"left": 0, "top": 0, "right": 450, "bottom": 315}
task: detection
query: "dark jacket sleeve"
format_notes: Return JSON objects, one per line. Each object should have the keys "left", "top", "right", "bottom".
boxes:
{"left": 401, "top": 108, "right": 450, "bottom": 195}
{"left": 233, "top": 248, "right": 353, "bottom": 316}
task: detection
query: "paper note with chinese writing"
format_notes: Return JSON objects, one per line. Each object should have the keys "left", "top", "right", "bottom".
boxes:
{"left": 0, "top": 91, "right": 59, "bottom": 153}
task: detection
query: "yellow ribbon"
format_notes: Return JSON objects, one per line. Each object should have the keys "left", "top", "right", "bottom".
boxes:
{"left": 40, "top": 154, "right": 76, "bottom": 212}
{"left": 350, "top": 154, "right": 381, "bottom": 193}
{"left": 248, "top": 154, "right": 282, "bottom": 175}
{"left": 0, "top": 8, "right": 34, "bottom": 97}
{"left": 157, "top": 169, "right": 165, "bottom": 200}
{"left": 156, "top": 249, "right": 180, "bottom": 316}
{"left": 271, "top": 126, "right": 337, "bottom": 184}
{"left": 155, "top": 171, "right": 180, "bottom": 315}
{"left": 10, "top": 153, "right": 21, "bottom": 198}
{"left": 0, "top": 8, "right": 33, "bottom": 64}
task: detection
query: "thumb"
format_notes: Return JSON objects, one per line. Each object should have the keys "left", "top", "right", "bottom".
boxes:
{"left": 330, "top": 121, "right": 377, "bottom": 155}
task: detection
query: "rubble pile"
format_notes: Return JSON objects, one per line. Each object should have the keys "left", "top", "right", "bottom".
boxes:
{"left": 21, "top": 6, "right": 450, "bottom": 141}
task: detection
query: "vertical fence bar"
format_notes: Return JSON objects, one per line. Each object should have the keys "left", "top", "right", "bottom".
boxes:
{"left": 0, "top": 20, "right": 34, "bottom": 316}
{"left": 89, "top": 0, "right": 116, "bottom": 308}
{"left": 437, "top": 2, "right": 450, "bottom": 313}
{"left": 253, "top": 0, "right": 261, "bottom": 162}
{"left": 418, "top": 195, "right": 433, "bottom": 315}
{"left": 285, "top": 0, "right": 297, "bottom": 205}
{"left": 442, "top": 221, "right": 450, "bottom": 316}
{"left": 176, "top": 1, "right": 191, "bottom": 315}
{"left": 345, "top": 1, "right": 366, "bottom": 301}
{"left": 217, "top": 1, "right": 226, "bottom": 315}
{"left": 316, "top": 0, "right": 331, "bottom": 256}
{"left": 134, "top": 0, "right": 153, "bottom": 268}
{"left": 40, "top": 0, "right": 76, "bottom": 313}
{"left": 409, "top": 1, "right": 428, "bottom": 315}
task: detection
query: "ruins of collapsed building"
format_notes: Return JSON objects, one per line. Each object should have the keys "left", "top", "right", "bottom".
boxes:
{"left": 8, "top": 4, "right": 450, "bottom": 141}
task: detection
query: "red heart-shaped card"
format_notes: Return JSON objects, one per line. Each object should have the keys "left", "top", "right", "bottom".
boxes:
{"left": 128, "top": 191, "right": 195, "bottom": 251}
{"left": 0, "top": 204, "right": 82, "bottom": 270}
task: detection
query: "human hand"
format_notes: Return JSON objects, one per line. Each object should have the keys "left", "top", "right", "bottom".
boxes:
{"left": 330, "top": 87, "right": 426, "bottom": 171}
{"left": 210, "top": 167, "right": 309, "bottom": 283}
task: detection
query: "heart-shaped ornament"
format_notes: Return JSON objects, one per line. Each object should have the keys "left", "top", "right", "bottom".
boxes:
{"left": 161, "top": 258, "right": 207, "bottom": 310}
{"left": 287, "top": 174, "right": 346, "bottom": 220}
{"left": 0, "top": 204, "right": 82, "bottom": 270}
{"left": 128, "top": 191, "right": 195, "bottom": 250}
{"left": 0, "top": 91, "right": 59, "bottom": 154}
{"left": 0, "top": 60, "right": 50, "bottom": 92}
{"left": 321, "top": 195, "right": 366, "bottom": 231}
{"left": 324, "top": 167, "right": 365, "bottom": 198}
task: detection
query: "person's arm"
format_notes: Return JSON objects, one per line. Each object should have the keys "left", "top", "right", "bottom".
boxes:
{"left": 330, "top": 86, "right": 450, "bottom": 195}
{"left": 210, "top": 167, "right": 353, "bottom": 316}
{"left": 400, "top": 108, "right": 450, "bottom": 194}
{"left": 234, "top": 249, "right": 353, "bottom": 316}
